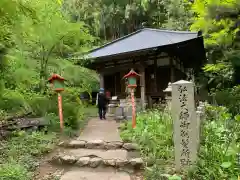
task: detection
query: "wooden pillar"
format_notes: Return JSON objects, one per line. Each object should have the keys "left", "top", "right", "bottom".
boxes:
{"left": 154, "top": 59, "right": 158, "bottom": 92}
{"left": 100, "top": 73, "right": 104, "bottom": 88}
{"left": 114, "top": 73, "right": 117, "bottom": 96}
{"left": 140, "top": 67, "right": 146, "bottom": 110}
{"left": 170, "top": 57, "right": 175, "bottom": 83}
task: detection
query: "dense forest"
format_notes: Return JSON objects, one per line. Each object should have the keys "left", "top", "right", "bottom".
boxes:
{"left": 67, "top": 0, "right": 240, "bottom": 113}
{"left": 66, "top": 0, "right": 240, "bottom": 113}
{"left": 0, "top": 0, "right": 239, "bottom": 118}
{"left": 0, "top": 0, "right": 240, "bottom": 179}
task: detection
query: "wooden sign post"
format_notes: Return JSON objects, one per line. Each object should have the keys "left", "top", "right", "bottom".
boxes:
{"left": 123, "top": 69, "right": 140, "bottom": 128}
{"left": 48, "top": 74, "right": 65, "bottom": 132}
{"left": 171, "top": 80, "right": 198, "bottom": 171}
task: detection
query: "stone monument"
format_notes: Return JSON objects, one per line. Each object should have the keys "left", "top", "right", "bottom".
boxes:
{"left": 171, "top": 80, "right": 198, "bottom": 171}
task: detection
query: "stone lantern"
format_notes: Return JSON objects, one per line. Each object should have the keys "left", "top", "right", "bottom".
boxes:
{"left": 163, "top": 82, "right": 172, "bottom": 110}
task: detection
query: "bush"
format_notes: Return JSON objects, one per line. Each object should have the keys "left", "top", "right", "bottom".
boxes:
{"left": 26, "top": 93, "right": 54, "bottom": 117}
{"left": 189, "top": 105, "right": 240, "bottom": 180}
{"left": 0, "top": 162, "right": 31, "bottom": 180}
{"left": 7, "top": 87, "right": 87, "bottom": 131}
{"left": 0, "top": 89, "right": 30, "bottom": 115}
{"left": 213, "top": 85, "right": 240, "bottom": 115}
{"left": 121, "top": 106, "right": 240, "bottom": 180}
{"left": 0, "top": 131, "right": 57, "bottom": 180}
{"left": 120, "top": 109, "right": 175, "bottom": 179}
{"left": 121, "top": 110, "right": 173, "bottom": 161}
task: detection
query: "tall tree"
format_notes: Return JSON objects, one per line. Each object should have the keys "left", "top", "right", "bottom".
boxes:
{"left": 190, "top": 0, "right": 240, "bottom": 89}
{"left": 64, "top": 0, "right": 191, "bottom": 41}
{"left": 11, "top": 0, "right": 95, "bottom": 92}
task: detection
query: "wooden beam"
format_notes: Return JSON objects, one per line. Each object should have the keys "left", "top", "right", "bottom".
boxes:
{"left": 100, "top": 73, "right": 104, "bottom": 88}
{"left": 154, "top": 59, "right": 157, "bottom": 92}
{"left": 170, "top": 56, "right": 175, "bottom": 83}
{"left": 92, "top": 51, "right": 169, "bottom": 70}
{"left": 99, "top": 64, "right": 142, "bottom": 75}
{"left": 140, "top": 67, "right": 146, "bottom": 110}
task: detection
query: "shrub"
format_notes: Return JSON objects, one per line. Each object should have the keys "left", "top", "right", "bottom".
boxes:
{"left": 0, "top": 131, "right": 57, "bottom": 180}
{"left": 120, "top": 109, "right": 174, "bottom": 179}
{"left": 21, "top": 87, "right": 86, "bottom": 131}
{"left": 0, "top": 161, "right": 31, "bottom": 180}
{"left": 121, "top": 106, "right": 240, "bottom": 180}
{"left": 26, "top": 93, "right": 54, "bottom": 117}
{"left": 0, "top": 89, "right": 30, "bottom": 115}
{"left": 189, "top": 105, "right": 240, "bottom": 180}
{"left": 213, "top": 85, "right": 240, "bottom": 115}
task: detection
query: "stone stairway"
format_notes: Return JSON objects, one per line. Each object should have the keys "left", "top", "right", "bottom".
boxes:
{"left": 48, "top": 118, "right": 143, "bottom": 180}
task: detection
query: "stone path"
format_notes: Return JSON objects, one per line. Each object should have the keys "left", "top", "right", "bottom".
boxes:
{"left": 49, "top": 118, "right": 143, "bottom": 180}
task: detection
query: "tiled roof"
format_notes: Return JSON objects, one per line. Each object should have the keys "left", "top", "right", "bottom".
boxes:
{"left": 87, "top": 28, "right": 201, "bottom": 59}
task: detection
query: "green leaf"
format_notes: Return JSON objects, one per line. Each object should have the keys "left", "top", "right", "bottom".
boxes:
{"left": 169, "top": 175, "right": 182, "bottom": 180}
{"left": 220, "top": 162, "right": 232, "bottom": 169}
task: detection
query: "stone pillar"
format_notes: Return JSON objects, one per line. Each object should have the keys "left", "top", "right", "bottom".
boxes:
{"left": 140, "top": 68, "right": 146, "bottom": 110}
{"left": 196, "top": 102, "right": 206, "bottom": 150}
{"left": 163, "top": 82, "right": 172, "bottom": 111}
{"left": 171, "top": 80, "right": 198, "bottom": 171}
{"left": 99, "top": 73, "right": 104, "bottom": 88}
{"left": 196, "top": 110, "right": 202, "bottom": 150}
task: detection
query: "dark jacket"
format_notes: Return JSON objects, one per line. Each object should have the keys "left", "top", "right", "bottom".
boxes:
{"left": 97, "top": 92, "right": 107, "bottom": 107}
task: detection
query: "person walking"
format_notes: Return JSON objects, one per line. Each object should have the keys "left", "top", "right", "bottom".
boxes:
{"left": 96, "top": 88, "right": 107, "bottom": 120}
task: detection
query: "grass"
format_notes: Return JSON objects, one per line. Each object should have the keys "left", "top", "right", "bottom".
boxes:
{"left": 120, "top": 109, "right": 176, "bottom": 179}
{"left": 82, "top": 105, "right": 98, "bottom": 117}
{"left": 0, "top": 105, "right": 94, "bottom": 180}
{"left": 120, "top": 106, "right": 240, "bottom": 180}
{"left": 0, "top": 131, "right": 57, "bottom": 180}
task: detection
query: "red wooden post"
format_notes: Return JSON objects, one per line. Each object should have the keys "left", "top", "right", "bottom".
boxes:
{"left": 123, "top": 69, "right": 140, "bottom": 128}
{"left": 131, "top": 89, "right": 136, "bottom": 128}
{"left": 48, "top": 74, "right": 65, "bottom": 132}
{"left": 58, "top": 93, "right": 64, "bottom": 131}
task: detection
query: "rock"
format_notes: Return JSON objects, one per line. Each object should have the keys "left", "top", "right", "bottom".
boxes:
{"left": 89, "top": 157, "right": 102, "bottom": 168}
{"left": 50, "top": 156, "right": 61, "bottom": 164}
{"left": 130, "top": 158, "right": 143, "bottom": 166}
{"left": 86, "top": 140, "right": 104, "bottom": 149}
{"left": 58, "top": 141, "right": 65, "bottom": 147}
{"left": 115, "top": 159, "right": 128, "bottom": 167}
{"left": 60, "top": 155, "right": 77, "bottom": 164}
{"left": 69, "top": 140, "right": 86, "bottom": 148}
{"left": 42, "top": 170, "right": 64, "bottom": 180}
{"left": 105, "top": 142, "right": 123, "bottom": 150}
{"left": 114, "top": 141, "right": 123, "bottom": 147}
{"left": 115, "top": 116, "right": 124, "bottom": 121}
{"left": 119, "top": 167, "right": 135, "bottom": 174}
{"left": 104, "top": 159, "right": 116, "bottom": 166}
{"left": 123, "top": 143, "right": 139, "bottom": 150}
{"left": 76, "top": 157, "right": 90, "bottom": 166}
{"left": 145, "top": 158, "right": 154, "bottom": 166}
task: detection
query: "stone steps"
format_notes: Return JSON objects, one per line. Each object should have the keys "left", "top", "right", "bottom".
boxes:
{"left": 60, "top": 167, "right": 132, "bottom": 180}
{"left": 49, "top": 118, "right": 144, "bottom": 180}
{"left": 59, "top": 140, "right": 139, "bottom": 151}
{"left": 50, "top": 148, "right": 144, "bottom": 169}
